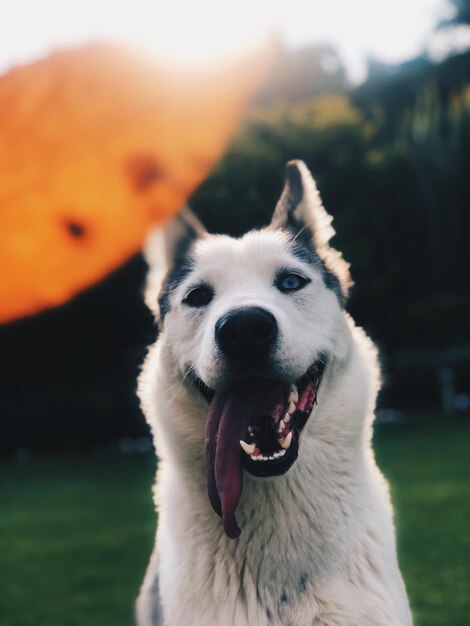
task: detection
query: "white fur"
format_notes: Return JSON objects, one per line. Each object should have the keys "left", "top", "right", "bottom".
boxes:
{"left": 136, "top": 163, "right": 412, "bottom": 626}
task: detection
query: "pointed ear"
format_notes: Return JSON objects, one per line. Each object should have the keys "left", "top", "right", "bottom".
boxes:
{"left": 271, "top": 160, "right": 352, "bottom": 302}
{"left": 144, "top": 207, "right": 206, "bottom": 318}
{"left": 271, "top": 160, "right": 335, "bottom": 249}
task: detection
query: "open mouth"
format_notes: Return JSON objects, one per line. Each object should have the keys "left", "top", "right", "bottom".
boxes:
{"left": 193, "top": 362, "right": 324, "bottom": 539}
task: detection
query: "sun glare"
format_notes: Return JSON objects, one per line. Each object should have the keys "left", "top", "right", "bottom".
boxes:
{"left": 1, "top": 0, "right": 450, "bottom": 80}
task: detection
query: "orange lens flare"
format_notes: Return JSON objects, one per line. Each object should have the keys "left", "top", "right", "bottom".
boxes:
{"left": 0, "top": 42, "right": 270, "bottom": 323}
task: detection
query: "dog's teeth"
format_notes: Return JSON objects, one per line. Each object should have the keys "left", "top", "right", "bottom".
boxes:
{"left": 284, "top": 413, "right": 291, "bottom": 424}
{"left": 287, "top": 402, "right": 296, "bottom": 415}
{"left": 240, "top": 440, "right": 256, "bottom": 455}
{"left": 279, "top": 432, "right": 293, "bottom": 449}
{"left": 279, "top": 419, "right": 286, "bottom": 431}
{"left": 288, "top": 388, "right": 299, "bottom": 403}
{"left": 268, "top": 456, "right": 274, "bottom": 461}
{"left": 251, "top": 454, "right": 258, "bottom": 461}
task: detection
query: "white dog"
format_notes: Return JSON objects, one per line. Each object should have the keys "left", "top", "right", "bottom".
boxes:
{"left": 136, "top": 160, "right": 412, "bottom": 626}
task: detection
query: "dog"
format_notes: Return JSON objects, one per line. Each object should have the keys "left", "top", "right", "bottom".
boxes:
{"left": 136, "top": 160, "right": 412, "bottom": 626}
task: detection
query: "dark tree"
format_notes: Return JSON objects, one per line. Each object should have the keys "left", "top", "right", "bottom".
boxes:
{"left": 440, "top": 0, "right": 470, "bottom": 26}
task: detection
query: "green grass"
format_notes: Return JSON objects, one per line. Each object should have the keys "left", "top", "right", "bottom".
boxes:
{"left": 374, "top": 416, "right": 470, "bottom": 626}
{"left": 1, "top": 417, "right": 469, "bottom": 625}
{"left": 0, "top": 452, "right": 156, "bottom": 626}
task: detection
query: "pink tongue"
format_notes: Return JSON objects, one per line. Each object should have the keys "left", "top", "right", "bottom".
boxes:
{"left": 205, "top": 377, "right": 285, "bottom": 539}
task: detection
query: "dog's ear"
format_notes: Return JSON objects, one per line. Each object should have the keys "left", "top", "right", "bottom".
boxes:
{"left": 270, "top": 160, "right": 352, "bottom": 302}
{"left": 271, "top": 160, "right": 335, "bottom": 249}
{"left": 144, "top": 207, "right": 206, "bottom": 319}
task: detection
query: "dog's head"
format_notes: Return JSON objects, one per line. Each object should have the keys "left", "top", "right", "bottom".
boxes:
{"left": 144, "top": 160, "right": 352, "bottom": 537}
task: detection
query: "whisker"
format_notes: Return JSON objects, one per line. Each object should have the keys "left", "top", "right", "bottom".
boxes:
{"left": 290, "top": 224, "right": 309, "bottom": 245}
{"left": 161, "top": 365, "right": 198, "bottom": 411}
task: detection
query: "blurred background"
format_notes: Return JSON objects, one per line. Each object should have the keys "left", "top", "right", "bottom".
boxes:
{"left": 1, "top": 1, "right": 469, "bottom": 625}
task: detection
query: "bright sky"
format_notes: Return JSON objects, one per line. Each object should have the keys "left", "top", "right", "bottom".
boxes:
{"left": 0, "top": 0, "right": 455, "bottom": 82}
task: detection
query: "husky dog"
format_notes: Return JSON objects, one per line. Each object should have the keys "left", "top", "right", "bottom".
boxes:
{"left": 136, "top": 161, "right": 412, "bottom": 626}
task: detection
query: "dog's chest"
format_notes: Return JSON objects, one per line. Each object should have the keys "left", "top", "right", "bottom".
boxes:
{"left": 159, "top": 505, "right": 350, "bottom": 626}
{"left": 157, "top": 475, "right": 409, "bottom": 626}
{"left": 160, "top": 541, "right": 397, "bottom": 626}
{"left": 161, "top": 544, "right": 322, "bottom": 626}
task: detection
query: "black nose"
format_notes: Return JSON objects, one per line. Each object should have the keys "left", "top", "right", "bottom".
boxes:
{"left": 216, "top": 307, "right": 277, "bottom": 362}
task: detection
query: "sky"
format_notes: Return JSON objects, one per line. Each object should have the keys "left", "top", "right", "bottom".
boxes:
{"left": 0, "top": 0, "right": 458, "bottom": 82}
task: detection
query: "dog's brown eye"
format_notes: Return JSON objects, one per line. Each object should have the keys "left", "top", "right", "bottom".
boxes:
{"left": 183, "top": 285, "right": 214, "bottom": 307}
{"left": 276, "top": 272, "right": 310, "bottom": 293}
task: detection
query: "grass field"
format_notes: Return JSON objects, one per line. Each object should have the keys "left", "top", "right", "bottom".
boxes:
{"left": 1, "top": 416, "right": 469, "bottom": 626}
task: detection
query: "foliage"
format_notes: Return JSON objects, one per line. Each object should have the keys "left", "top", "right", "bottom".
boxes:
{"left": 255, "top": 44, "right": 349, "bottom": 104}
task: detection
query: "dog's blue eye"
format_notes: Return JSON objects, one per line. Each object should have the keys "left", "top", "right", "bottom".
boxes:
{"left": 276, "top": 273, "right": 309, "bottom": 293}
{"left": 183, "top": 285, "right": 214, "bottom": 307}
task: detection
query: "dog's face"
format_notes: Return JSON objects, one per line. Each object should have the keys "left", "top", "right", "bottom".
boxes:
{"left": 145, "top": 160, "right": 351, "bottom": 537}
